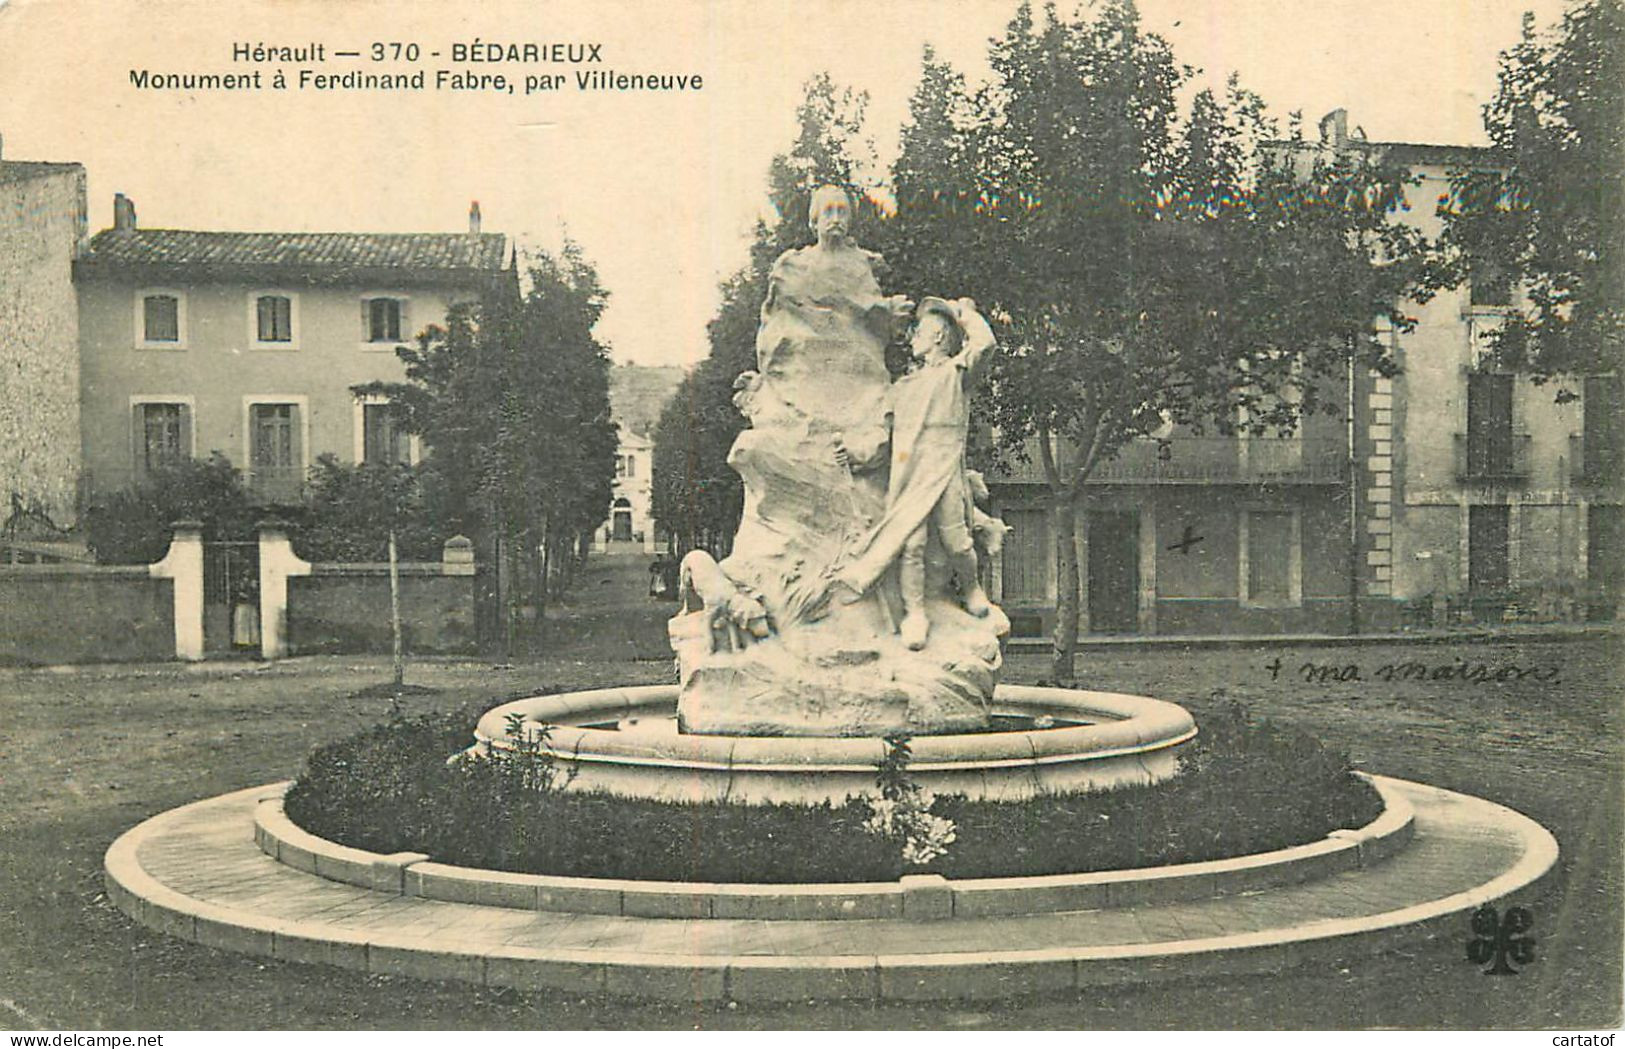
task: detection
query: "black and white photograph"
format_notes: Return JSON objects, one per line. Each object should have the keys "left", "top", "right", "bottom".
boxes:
{"left": 0, "top": 0, "right": 1618, "bottom": 1035}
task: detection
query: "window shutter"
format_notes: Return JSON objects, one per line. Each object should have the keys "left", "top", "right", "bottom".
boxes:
{"left": 288, "top": 403, "right": 303, "bottom": 476}
{"left": 131, "top": 406, "right": 145, "bottom": 479}
{"left": 362, "top": 298, "right": 373, "bottom": 341}
{"left": 178, "top": 403, "right": 192, "bottom": 462}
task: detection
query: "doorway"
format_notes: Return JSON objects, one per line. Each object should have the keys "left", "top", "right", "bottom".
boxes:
{"left": 1087, "top": 511, "right": 1140, "bottom": 633}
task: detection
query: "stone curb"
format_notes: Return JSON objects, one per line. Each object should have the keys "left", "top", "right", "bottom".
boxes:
{"left": 253, "top": 773, "right": 1414, "bottom": 920}
{"left": 102, "top": 776, "right": 1559, "bottom": 1002}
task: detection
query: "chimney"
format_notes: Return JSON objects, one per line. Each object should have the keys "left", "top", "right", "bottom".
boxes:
{"left": 468, "top": 200, "right": 481, "bottom": 235}
{"left": 113, "top": 192, "right": 137, "bottom": 231}
{"left": 1318, "top": 108, "right": 1349, "bottom": 148}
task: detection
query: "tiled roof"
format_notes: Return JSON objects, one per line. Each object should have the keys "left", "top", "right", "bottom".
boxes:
{"left": 609, "top": 365, "right": 685, "bottom": 438}
{"left": 76, "top": 228, "right": 508, "bottom": 284}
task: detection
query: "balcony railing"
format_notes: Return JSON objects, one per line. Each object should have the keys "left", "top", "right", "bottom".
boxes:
{"left": 1084, "top": 437, "right": 1347, "bottom": 484}
{"left": 1571, "top": 434, "right": 1622, "bottom": 489}
{"left": 1453, "top": 433, "right": 1531, "bottom": 485}
{"left": 246, "top": 465, "right": 304, "bottom": 505}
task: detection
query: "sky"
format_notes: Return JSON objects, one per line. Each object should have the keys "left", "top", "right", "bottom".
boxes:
{"left": 0, "top": 0, "right": 1569, "bottom": 368}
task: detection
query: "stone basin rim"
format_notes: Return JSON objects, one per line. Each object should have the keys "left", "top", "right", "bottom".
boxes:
{"left": 474, "top": 683, "right": 1199, "bottom": 770}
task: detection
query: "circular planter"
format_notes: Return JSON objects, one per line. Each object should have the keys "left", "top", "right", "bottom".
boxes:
{"left": 256, "top": 772, "right": 1416, "bottom": 919}
{"left": 474, "top": 684, "right": 1198, "bottom": 804}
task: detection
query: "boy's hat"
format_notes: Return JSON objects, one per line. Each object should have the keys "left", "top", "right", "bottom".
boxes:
{"left": 916, "top": 296, "right": 959, "bottom": 327}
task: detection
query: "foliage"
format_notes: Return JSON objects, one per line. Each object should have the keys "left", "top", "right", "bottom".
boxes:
{"left": 284, "top": 702, "right": 1381, "bottom": 884}
{"left": 83, "top": 453, "right": 254, "bottom": 564}
{"left": 862, "top": 735, "right": 958, "bottom": 866}
{"left": 294, "top": 455, "right": 443, "bottom": 562}
{"left": 365, "top": 244, "right": 617, "bottom": 642}
{"left": 1439, "top": 0, "right": 1624, "bottom": 382}
{"left": 881, "top": 1, "right": 1433, "bottom": 680}
{"left": 650, "top": 74, "right": 881, "bottom": 553}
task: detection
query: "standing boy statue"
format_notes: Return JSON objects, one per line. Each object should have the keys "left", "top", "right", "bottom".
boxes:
{"left": 834, "top": 297, "right": 1000, "bottom": 650}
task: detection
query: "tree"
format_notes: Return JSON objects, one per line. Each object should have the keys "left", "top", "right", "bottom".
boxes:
{"left": 1440, "top": 0, "right": 1624, "bottom": 382}
{"left": 368, "top": 243, "right": 616, "bottom": 652}
{"left": 297, "top": 455, "right": 442, "bottom": 562}
{"left": 651, "top": 73, "right": 879, "bottom": 551}
{"left": 84, "top": 453, "right": 254, "bottom": 564}
{"left": 884, "top": 2, "right": 1431, "bottom": 681}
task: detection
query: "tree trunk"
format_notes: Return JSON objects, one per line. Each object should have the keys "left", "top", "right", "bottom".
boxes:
{"left": 387, "top": 527, "right": 404, "bottom": 688}
{"left": 1051, "top": 492, "right": 1080, "bottom": 685}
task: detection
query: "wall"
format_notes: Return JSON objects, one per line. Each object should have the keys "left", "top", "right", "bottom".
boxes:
{"left": 288, "top": 566, "right": 478, "bottom": 655}
{"left": 0, "top": 162, "right": 85, "bottom": 520}
{"left": 78, "top": 279, "right": 468, "bottom": 493}
{"left": 0, "top": 565, "right": 173, "bottom": 664}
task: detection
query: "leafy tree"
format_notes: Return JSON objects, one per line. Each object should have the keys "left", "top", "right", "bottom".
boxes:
{"left": 507, "top": 243, "right": 619, "bottom": 606}
{"left": 1440, "top": 0, "right": 1624, "bottom": 382}
{"left": 84, "top": 453, "right": 254, "bottom": 564}
{"left": 296, "top": 455, "right": 443, "bottom": 563}
{"left": 367, "top": 244, "right": 616, "bottom": 650}
{"left": 884, "top": 2, "right": 1431, "bottom": 681}
{"left": 651, "top": 73, "right": 878, "bottom": 552}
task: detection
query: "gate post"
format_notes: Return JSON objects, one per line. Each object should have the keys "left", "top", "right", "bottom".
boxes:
{"left": 258, "top": 519, "right": 311, "bottom": 660}
{"left": 149, "top": 520, "right": 205, "bottom": 661}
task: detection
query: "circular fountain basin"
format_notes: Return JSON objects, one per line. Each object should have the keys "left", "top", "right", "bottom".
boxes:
{"left": 474, "top": 684, "right": 1197, "bottom": 804}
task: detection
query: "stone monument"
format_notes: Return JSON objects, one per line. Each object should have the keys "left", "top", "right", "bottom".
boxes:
{"left": 671, "top": 185, "right": 1011, "bottom": 737}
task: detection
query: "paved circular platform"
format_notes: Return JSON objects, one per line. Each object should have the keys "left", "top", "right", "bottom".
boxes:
{"left": 103, "top": 776, "right": 1557, "bottom": 1002}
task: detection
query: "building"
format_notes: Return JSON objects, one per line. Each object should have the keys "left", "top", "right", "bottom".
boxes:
{"left": 988, "top": 407, "right": 1354, "bottom": 639}
{"left": 597, "top": 363, "right": 683, "bottom": 553}
{"left": 74, "top": 198, "right": 508, "bottom": 502}
{"left": 987, "top": 110, "right": 1619, "bottom": 637}
{"left": 0, "top": 137, "right": 86, "bottom": 528}
{"left": 1305, "top": 114, "right": 1620, "bottom": 625}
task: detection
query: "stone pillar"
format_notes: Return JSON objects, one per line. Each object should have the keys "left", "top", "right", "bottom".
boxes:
{"left": 148, "top": 520, "right": 204, "bottom": 661}
{"left": 258, "top": 520, "right": 311, "bottom": 660}
{"left": 442, "top": 534, "right": 475, "bottom": 576}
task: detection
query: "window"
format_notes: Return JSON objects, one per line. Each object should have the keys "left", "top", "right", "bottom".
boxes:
{"left": 1468, "top": 504, "right": 1510, "bottom": 592}
{"left": 1469, "top": 262, "right": 1512, "bottom": 307}
{"left": 624, "top": 454, "right": 636, "bottom": 478}
{"left": 362, "top": 402, "right": 412, "bottom": 465}
{"left": 1241, "top": 508, "right": 1301, "bottom": 607}
{"left": 256, "top": 296, "right": 292, "bottom": 342}
{"left": 143, "top": 296, "right": 179, "bottom": 343}
{"left": 135, "top": 290, "right": 186, "bottom": 348}
{"left": 1582, "top": 376, "right": 1622, "bottom": 484}
{"left": 1000, "top": 507, "right": 1052, "bottom": 603}
{"left": 248, "top": 402, "right": 303, "bottom": 501}
{"left": 365, "top": 297, "right": 404, "bottom": 343}
{"left": 133, "top": 402, "right": 190, "bottom": 475}
{"left": 1464, "top": 372, "right": 1515, "bottom": 478}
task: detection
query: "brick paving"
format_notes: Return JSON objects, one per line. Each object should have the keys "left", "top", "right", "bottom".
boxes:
{"left": 107, "top": 775, "right": 1552, "bottom": 1001}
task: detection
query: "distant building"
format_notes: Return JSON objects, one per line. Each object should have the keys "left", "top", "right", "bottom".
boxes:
{"left": 598, "top": 363, "right": 682, "bottom": 553}
{"left": 0, "top": 137, "right": 86, "bottom": 526}
{"left": 988, "top": 110, "right": 1619, "bottom": 637}
{"left": 74, "top": 198, "right": 508, "bottom": 503}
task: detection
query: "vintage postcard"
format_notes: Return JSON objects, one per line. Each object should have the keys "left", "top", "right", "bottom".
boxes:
{"left": 0, "top": 0, "right": 1618, "bottom": 1037}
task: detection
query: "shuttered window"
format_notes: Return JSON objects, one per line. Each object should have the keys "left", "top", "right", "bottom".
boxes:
{"left": 1000, "top": 507, "right": 1052, "bottom": 603}
{"left": 256, "top": 296, "right": 293, "bottom": 342}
